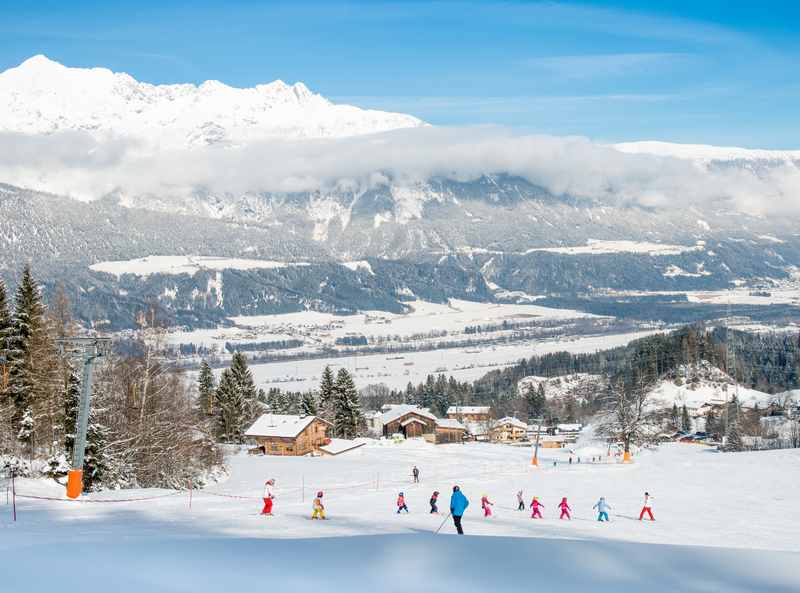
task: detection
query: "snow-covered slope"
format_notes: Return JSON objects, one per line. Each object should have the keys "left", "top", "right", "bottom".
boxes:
{"left": 0, "top": 55, "right": 424, "bottom": 147}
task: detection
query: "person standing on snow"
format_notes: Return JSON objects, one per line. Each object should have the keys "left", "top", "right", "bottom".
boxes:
{"left": 481, "top": 494, "right": 494, "bottom": 517}
{"left": 261, "top": 479, "right": 275, "bottom": 516}
{"left": 450, "top": 485, "right": 469, "bottom": 535}
{"left": 516, "top": 490, "right": 525, "bottom": 511}
{"left": 558, "top": 497, "right": 572, "bottom": 520}
{"left": 530, "top": 496, "right": 544, "bottom": 519}
{"left": 639, "top": 492, "right": 655, "bottom": 521}
{"left": 312, "top": 491, "right": 326, "bottom": 520}
{"left": 412, "top": 466, "right": 420, "bottom": 483}
{"left": 397, "top": 492, "right": 409, "bottom": 514}
{"left": 593, "top": 497, "right": 611, "bottom": 522}
{"left": 430, "top": 491, "right": 440, "bottom": 514}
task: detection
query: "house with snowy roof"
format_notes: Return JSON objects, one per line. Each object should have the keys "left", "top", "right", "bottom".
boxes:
{"left": 435, "top": 418, "right": 468, "bottom": 444}
{"left": 490, "top": 417, "right": 528, "bottom": 443}
{"left": 381, "top": 404, "right": 438, "bottom": 439}
{"left": 446, "top": 405, "right": 493, "bottom": 423}
{"left": 245, "top": 414, "right": 332, "bottom": 456}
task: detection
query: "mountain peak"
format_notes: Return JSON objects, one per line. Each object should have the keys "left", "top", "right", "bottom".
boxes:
{"left": 0, "top": 56, "right": 425, "bottom": 144}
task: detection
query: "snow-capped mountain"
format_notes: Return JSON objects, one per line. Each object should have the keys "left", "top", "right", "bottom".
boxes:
{"left": 0, "top": 55, "right": 424, "bottom": 148}
{"left": 613, "top": 141, "right": 800, "bottom": 165}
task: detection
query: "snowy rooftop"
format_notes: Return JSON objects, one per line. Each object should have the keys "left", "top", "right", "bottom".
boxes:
{"left": 435, "top": 418, "right": 467, "bottom": 430}
{"left": 381, "top": 404, "right": 437, "bottom": 425}
{"left": 318, "top": 438, "right": 366, "bottom": 456}
{"left": 494, "top": 417, "right": 528, "bottom": 430}
{"left": 557, "top": 423, "right": 583, "bottom": 432}
{"left": 447, "top": 406, "right": 491, "bottom": 415}
{"left": 245, "top": 414, "right": 325, "bottom": 438}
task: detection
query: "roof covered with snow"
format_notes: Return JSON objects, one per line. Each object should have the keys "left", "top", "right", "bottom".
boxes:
{"left": 245, "top": 414, "right": 327, "bottom": 439}
{"left": 435, "top": 418, "right": 467, "bottom": 430}
{"left": 447, "top": 406, "right": 491, "bottom": 415}
{"left": 318, "top": 438, "right": 367, "bottom": 456}
{"left": 381, "top": 404, "right": 437, "bottom": 425}
{"left": 494, "top": 417, "right": 528, "bottom": 430}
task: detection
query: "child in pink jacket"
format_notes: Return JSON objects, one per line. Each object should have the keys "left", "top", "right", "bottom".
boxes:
{"left": 530, "top": 496, "right": 544, "bottom": 519}
{"left": 481, "top": 494, "right": 494, "bottom": 517}
{"left": 558, "top": 497, "right": 571, "bottom": 520}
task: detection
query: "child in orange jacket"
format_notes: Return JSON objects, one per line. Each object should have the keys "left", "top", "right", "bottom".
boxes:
{"left": 397, "top": 492, "right": 409, "bottom": 514}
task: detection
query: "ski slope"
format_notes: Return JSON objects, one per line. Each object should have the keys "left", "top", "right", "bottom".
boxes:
{"left": 2, "top": 443, "right": 799, "bottom": 592}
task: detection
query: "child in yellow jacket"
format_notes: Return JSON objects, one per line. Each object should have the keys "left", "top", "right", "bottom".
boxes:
{"left": 312, "top": 491, "right": 326, "bottom": 520}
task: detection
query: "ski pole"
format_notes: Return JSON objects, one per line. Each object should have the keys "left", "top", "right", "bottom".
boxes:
{"left": 435, "top": 512, "right": 452, "bottom": 535}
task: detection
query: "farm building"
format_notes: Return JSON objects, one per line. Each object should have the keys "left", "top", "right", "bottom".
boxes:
{"left": 491, "top": 417, "right": 528, "bottom": 442}
{"left": 435, "top": 418, "right": 468, "bottom": 444}
{"left": 382, "top": 404, "right": 438, "bottom": 438}
{"left": 447, "top": 405, "right": 492, "bottom": 424}
{"left": 245, "top": 414, "right": 332, "bottom": 456}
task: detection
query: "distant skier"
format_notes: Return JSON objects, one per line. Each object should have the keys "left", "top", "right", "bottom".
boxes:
{"left": 261, "top": 479, "right": 275, "bottom": 516}
{"left": 412, "top": 466, "right": 420, "bottom": 483}
{"left": 530, "top": 496, "right": 544, "bottom": 519}
{"left": 397, "top": 492, "right": 409, "bottom": 514}
{"left": 558, "top": 497, "right": 571, "bottom": 520}
{"left": 593, "top": 497, "right": 611, "bottom": 522}
{"left": 481, "top": 494, "right": 494, "bottom": 517}
{"left": 430, "top": 491, "right": 440, "bottom": 514}
{"left": 312, "top": 491, "right": 326, "bottom": 520}
{"left": 516, "top": 490, "right": 525, "bottom": 511}
{"left": 450, "top": 485, "right": 469, "bottom": 535}
{"left": 639, "top": 492, "right": 655, "bottom": 521}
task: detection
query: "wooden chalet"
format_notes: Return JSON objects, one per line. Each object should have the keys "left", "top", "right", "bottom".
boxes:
{"left": 447, "top": 406, "right": 492, "bottom": 423}
{"left": 245, "top": 414, "right": 332, "bottom": 456}
{"left": 490, "top": 417, "right": 528, "bottom": 443}
{"left": 435, "top": 418, "right": 467, "bottom": 444}
{"left": 381, "top": 405, "right": 438, "bottom": 439}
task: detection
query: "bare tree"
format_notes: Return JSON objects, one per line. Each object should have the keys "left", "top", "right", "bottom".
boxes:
{"left": 596, "top": 368, "right": 657, "bottom": 461}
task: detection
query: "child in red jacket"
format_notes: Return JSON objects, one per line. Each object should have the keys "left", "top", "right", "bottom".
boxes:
{"left": 558, "top": 497, "right": 571, "bottom": 520}
{"left": 397, "top": 492, "right": 409, "bottom": 514}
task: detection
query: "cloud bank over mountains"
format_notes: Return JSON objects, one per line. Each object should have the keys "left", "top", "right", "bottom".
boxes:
{"left": 1, "top": 126, "right": 799, "bottom": 216}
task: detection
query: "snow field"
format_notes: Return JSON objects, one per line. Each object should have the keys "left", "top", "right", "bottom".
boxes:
{"left": 3, "top": 442, "right": 800, "bottom": 593}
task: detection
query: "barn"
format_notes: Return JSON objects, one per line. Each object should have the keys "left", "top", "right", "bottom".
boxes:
{"left": 435, "top": 418, "right": 467, "bottom": 444}
{"left": 245, "top": 414, "right": 332, "bottom": 456}
{"left": 381, "top": 405, "right": 438, "bottom": 439}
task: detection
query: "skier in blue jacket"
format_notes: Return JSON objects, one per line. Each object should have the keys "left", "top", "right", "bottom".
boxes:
{"left": 593, "top": 497, "right": 612, "bottom": 522}
{"left": 450, "top": 485, "right": 469, "bottom": 535}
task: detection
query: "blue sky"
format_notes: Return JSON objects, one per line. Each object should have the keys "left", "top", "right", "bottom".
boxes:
{"left": 1, "top": 0, "right": 799, "bottom": 147}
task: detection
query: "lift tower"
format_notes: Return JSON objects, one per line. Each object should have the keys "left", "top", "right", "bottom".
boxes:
{"left": 57, "top": 337, "right": 112, "bottom": 499}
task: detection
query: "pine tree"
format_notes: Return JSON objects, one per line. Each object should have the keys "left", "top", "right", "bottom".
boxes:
{"left": 332, "top": 368, "right": 363, "bottom": 439}
{"left": 705, "top": 406, "right": 718, "bottom": 439}
{"left": 724, "top": 395, "right": 744, "bottom": 452}
{"left": 197, "top": 361, "right": 216, "bottom": 416}
{"left": 62, "top": 363, "right": 81, "bottom": 457}
{"left": 0, "top": 278, "right": 11, "bottom": 359}
{"left": 670, "top": 403, "right": 680, "bottom": 431}
{"left": 7, "top": 266, "right": 45, "bottom": 432}
{"left": 319, "top": 366, "right": 335, "bottom": 419}
{"left": 300, "top": 391, "right": 318, "bottom": 416}
{"left": 681, "top": 404, "right": 692, "bottom": 432}
{"left": 214, "top": 353, "right": 261, "bottom": 443}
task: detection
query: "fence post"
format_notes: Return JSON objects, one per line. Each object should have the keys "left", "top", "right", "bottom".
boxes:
{"left": 188, "top": 479, "right": 192, "bottom": 511}
{"left": 302, "top": 475, "right": 305, "bottom": 503}
{"left": 12, "top": 471, "right": 16, "bottom": 522}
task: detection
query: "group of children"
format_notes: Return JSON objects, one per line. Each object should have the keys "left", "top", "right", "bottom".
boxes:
{"left": 261, "top": 477, "right": 656, "bottom": 524}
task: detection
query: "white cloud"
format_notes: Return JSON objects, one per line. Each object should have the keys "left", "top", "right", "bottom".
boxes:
{"left": 0, "top": 126, "right": 798, "bottom": 215}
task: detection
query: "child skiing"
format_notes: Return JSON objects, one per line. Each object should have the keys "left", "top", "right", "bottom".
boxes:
{"left": 397, "top": 492, "right": 409, "bottom": 513}
{"left": 430, "top": 491, "right": 439, "bottom": 514}
{"left": 593, "top": 496, "right": 611, "bottom": 522}
{"left": 412, "top": 466, "right": 420, "bottom": 483}
{"left": 530, "top": 496, "right": 544, "bottom": 519}
{"left": 516, "top": 490, "right": 525, "bottom": 511}
{"left": 639, "top": 492, "right": 655, "bottom": 521}
{"left": 481, "top": 494, "right": 494, "bottom": 517}
{"left": 558, "top": 497, "right": 571, "bottom": 520}
{"left": 312, "top": 491, "right": 326, "bottom": 520}
{"left": 261, "top": 479, "right": 275, "bottom": 516}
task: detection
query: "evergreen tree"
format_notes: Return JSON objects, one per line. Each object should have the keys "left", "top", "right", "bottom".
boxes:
{"left": 681, "top": 404, "right": 692, "bottom": 432}
{"left": 0, "top": 278, "right": 11, "bottom": 359}
{"left": 670, "top": 403, "right": 680, "bottom": 431}
{"left": 705, "top": 406, "right": 718, "bottom": 439}
{"left": 319, "top": 366, "right": 335, "bottom": 418}
{"left": 300, "top": 391, "right": 318, "bottom": 416}
{"left": 62, "top": 363, "right": 81, "bottom": 457}
{"left": 7, "top": 266, "right": 45, "bottom": 431}
{"left": 332, "top": 368, "right": 363, "bottom": 439}
{"left": 213, "top": 353, "right": 261, "bottom": 444}
{"left": 564, "top": 396, "right": 577, "bottom": 423}
{"left": 724, "top": 395, "right": 744, "bottom": 452}
{"left": 197, "top": 360, "right": 216, "bottom": 416}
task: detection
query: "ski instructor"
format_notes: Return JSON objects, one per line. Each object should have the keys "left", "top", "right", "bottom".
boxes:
{"left": 450, "top": 485, "right": 469, "bottom": 535}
